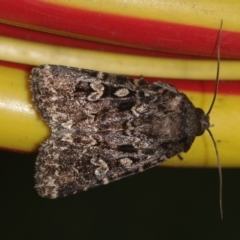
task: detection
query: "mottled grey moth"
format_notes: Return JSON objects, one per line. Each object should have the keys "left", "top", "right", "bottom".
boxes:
{"left": 30, "top": 64, "right": 218, "bottom": 199}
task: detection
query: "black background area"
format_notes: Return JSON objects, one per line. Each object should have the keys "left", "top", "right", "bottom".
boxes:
{"left": 1, "top": 150, "right": 240, "bottom": 240}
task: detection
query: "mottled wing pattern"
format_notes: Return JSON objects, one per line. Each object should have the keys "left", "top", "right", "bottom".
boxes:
{"left": 30, "top": 64, "right": 200, "bottom": 198}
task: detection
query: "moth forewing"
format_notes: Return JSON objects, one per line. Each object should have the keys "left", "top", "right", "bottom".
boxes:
{"left": 30, "top": 64, "right": 217, "bottom": 199}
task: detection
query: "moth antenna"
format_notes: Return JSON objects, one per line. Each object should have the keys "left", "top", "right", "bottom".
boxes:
{"left": 207, "top": 20, "right": 223, "bottom": 220}
{"left": 206, "top": 19, "right": 223, "bottom": 115}
{"left": 207, "top": 129, "right": 223, "bottom": 220}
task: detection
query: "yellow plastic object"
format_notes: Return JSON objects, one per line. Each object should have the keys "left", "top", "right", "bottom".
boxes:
{"left": 47, "top": 0, "right": 240, "bottom": 31}
{"left": 0, "top": 36, "right": 240, "bottom": 80}
{"left": 0, "top": 65, "right": 49, "bottom": 152}
{"left": 0, "top": 64, "right": 239, "bottom": 167}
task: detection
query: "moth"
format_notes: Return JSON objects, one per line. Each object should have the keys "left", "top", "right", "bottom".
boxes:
{"left": 30, "top": 64, "right": 218, "bottom": 199}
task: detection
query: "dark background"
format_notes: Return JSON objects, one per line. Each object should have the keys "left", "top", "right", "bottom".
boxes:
{"left": 1, "top": 150, "right": 240, "bottom": 240}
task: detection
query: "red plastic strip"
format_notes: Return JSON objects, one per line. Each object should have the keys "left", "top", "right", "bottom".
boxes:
{"left": 0, "top": 23, "right": 209, "bottom": 59}
{"left": 0, "top": 0, "right": 240, "bottom": 58}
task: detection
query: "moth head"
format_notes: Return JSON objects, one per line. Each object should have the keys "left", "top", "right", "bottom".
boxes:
{"left": 195, "top": 108, "right": 210, "bottom": 136}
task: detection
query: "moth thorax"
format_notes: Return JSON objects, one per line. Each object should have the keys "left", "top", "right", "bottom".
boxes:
{"left": 195, "top": 108, "right": 210, "bottom": 136}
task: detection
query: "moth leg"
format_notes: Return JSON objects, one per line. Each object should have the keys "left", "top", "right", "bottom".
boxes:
{"left": 177, "top": 154, "right": 184, "bottom": 161}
